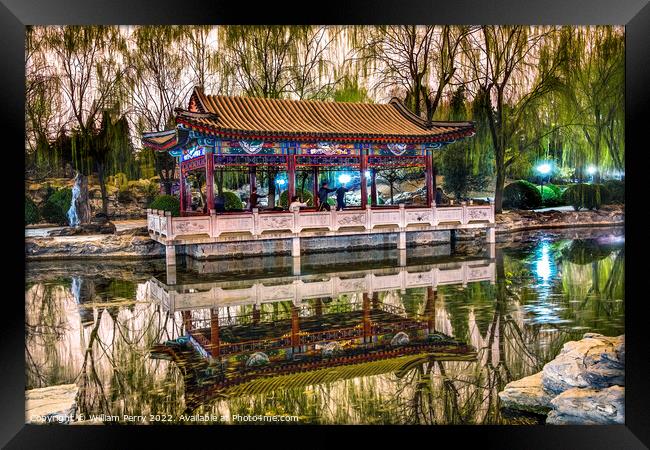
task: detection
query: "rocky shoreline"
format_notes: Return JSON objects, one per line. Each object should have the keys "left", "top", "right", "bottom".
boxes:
{"left": 24, "top": 205, "right": 624, "bottom": 260}
{"left": 498, "top": 333, "right": 624, "bottom": 424}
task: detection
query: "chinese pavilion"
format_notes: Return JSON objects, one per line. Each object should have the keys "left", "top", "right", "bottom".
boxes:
{"left": 142, "top": 86, "right": 476, "bottom": 214}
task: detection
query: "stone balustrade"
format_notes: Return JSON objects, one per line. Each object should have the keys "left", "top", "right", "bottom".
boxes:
{"left": 147, "top": 202, "right": 495, "bottom": 241}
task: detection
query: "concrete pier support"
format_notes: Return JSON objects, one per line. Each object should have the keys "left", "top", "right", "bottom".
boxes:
{"left": 165, "top": 245, "right": 176, "bottom": 266}
{"left": 486, "top": 227, "right": 496, "bottom": 244}
{"left": 398, "top": 248, "right": 407, "bottom": 267}
{"left": 397, "top": 231, "right": 406, "bottom": 250}
{"left": 166, "top": 263, "right": 177, "bottom": 285}
{"left": 292, "top": 255, "right": 301, "bottom": 276}
{"left": 292, "top": 236, "right": 301, "bottom": 257}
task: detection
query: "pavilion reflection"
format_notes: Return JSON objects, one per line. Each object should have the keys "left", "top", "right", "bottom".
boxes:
{"left": 147, "top": 256, "right": 495, "bottom": 411}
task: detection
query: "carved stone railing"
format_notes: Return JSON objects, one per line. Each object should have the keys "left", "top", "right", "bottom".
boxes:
{"left": 147, "top": 201, "right": 494, "bottom": 241}
{"left": 148, "top": 260, "right": 496, "bottom": 312}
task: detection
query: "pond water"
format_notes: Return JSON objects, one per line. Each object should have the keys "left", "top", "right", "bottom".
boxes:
{"left": 25, "top": 227, "right": 624, "bottom": 425}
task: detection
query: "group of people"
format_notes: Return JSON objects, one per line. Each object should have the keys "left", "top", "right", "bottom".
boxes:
{"left": 288, "top": 181, "right": 349, "bottom": 212}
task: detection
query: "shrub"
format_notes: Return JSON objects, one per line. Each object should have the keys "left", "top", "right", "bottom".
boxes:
{"left": 223, "top": 191, "right": 244, "bottom": 210}
{"left": 603, "top": 180, "right": 624, "bottom": 204}
{"left": 40, "top": 187, "right": 73, "bottom": 225}
{"left": 279, "top": 189, "right": 314, "bottom": 207}
{"left": 25, "top": 196, "right": 40, "bottom": 225}
{"left": 503, "top": 180, "right": 542, "bottom": 210}
{"left": 562, "top": 183, "right": 609, "bottom": 210}
{"left": 149, "top": 195, "right": 180, "bottom": 217}
{"left": 110, "top": 172, "right": 129, "bottom": 189}
{"left": 538, "top": 184, "right": 564, "bottom": 207}
{"left": 140, "top": 180, "right": 160, "bottom": 206}
{"left": 117, "top": 186, "right": 132, "bottom": 203}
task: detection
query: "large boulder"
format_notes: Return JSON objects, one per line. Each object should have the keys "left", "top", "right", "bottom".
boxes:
{"left": 245, "top": 352, "right": 270, "bottom": 367}
{"left": 546, "top": 385, "right": 624, "bottom": 425}
{"left": 542, "top": 333, "right": 624, "bottom": 394}
{"left": 498, "top": 372, "right": 555, "bottom": 415}
{"left": 26, "top": 384, "right": 79, "bottom": 424}
{"left": 390, "top": 331, "right": 410, "bottom": 346}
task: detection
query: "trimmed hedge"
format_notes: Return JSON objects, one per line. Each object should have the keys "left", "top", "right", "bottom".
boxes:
{"left": 25, "top": 196, "right": 40, "bottom": 225}
{"left": 41, "top": 187, "right": 72, "bottom": 225}
{"left": 603, "top": 180, "right": 624, "bottom": 204}
{"left": 279, "top": 189, "right": 314, "bottom": 207}
{"left": 149, "top": 195, "right": 180, "bottom": 217}
{"left": 561, "top": 183, "right": 609, "bottom": 211}
{"left": 539, "top": 184, "right": 564, "bottom": 207}
{"left": 503, "top": 180, "right": 542, "bottom": 210}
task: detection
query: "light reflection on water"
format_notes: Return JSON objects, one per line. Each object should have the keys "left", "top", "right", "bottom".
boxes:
{"left": 24, "top": 227, "right": 624, "bottom": 425}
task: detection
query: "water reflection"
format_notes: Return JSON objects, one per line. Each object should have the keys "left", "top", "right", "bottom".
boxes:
{"left": 25, "top": 227, "right": 624, "bottom": 424}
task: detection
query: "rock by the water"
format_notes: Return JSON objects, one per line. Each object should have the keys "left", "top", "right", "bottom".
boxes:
{"left": 542, "top": 334, "right": 624, "bottom": 394}
{"left": 498, "top": 372, "right": 554, "bottom": 414}
{"left": 390, "top": 331, "right": 410, "bottom": 346}
{"left": 26, "top": 384, "right": 79, "bottom": 424}
{"left": 246, "top": 352, "right": 270, "bottom": 367}
{"left": 546, "top": 386, "right": 624, "bottom": 425}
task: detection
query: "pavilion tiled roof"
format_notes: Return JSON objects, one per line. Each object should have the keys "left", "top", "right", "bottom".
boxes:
{"left": 169, "top": 86, "right": 475, "bottom": 144}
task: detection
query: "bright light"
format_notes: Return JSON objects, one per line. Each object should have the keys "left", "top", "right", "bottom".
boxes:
{"left": 364, "top": 170, "right": 371, "bottom": 178}
{"left": 536, "top": 163, "right": 552, "bottom": 175}
{"left": 338, "top": 174, "right": 351, "bottom": 184}
{"left": 587, "top": 165, "right": 597, "bottom": 175}
{"left": 534, "top": 242, "right": 552, "bottom": 282}
{"left": 276, "top": 178, "right": 286, "bottom": 186}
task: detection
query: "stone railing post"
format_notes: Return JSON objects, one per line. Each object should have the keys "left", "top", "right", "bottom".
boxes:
{"left": 489, "top": 199, "right": 495, "bottom": 223}
{"left": 164, "top": 211, "right": 172, "bottom": 237}
{"left": 331, "top": 208, "right": 338, "bottom": 231}
{"left": 292, "top": 209, "right": 300, "bottom": 233}
{"left": 209, "top": 209, "right": 216, "bottom": 238}
{"left": 398, "top": 203, "right": 406, "bottom": 228}
{"left": 432, "top": 201, "right": 439, "bottom": 226}
{"left": 252, "top": 208, "right": 260, "bottom": 236}
{"left": 461, "top": 201, "right": 468, "bottom": 225}
{"left": 365, "top": 204, "right": 372, "bottom": 230}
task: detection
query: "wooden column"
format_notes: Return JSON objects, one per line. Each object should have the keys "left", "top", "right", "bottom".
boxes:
{"left": 315, "top": 298, "right": 323, "bottom": 316}
{"left": 425, "top": 149, "right": 433, "bottom": 207}
{"left": 425, "top": 287, "right": 436, "bottom": 333}
{"left": 249, "top": 165, "right": 257, "bottom": 204}
{"left": 182, "top": 310, "right": 192, "bottom": 332}
{"left": 370, "top": 169, "right": 378, "bottom": 206}
{"left": 371, "top": 292, "right": 380, "bottom": 309}
{"left": 291, "top": 305, "right": 300, "bottom": 348}
{"left": 205, "top": 150, "right": 215, "bottom": 212}
{"left": 312, "top": 167, "right": 319, "bottom": 208}
{"left": 178, "top": 158, "right": 186, "bottom": 215}
{"left": 210, "top": 308, "right": 220, "bottom": 357}
{"left": 288, "top": 150, "right": 296, "bottom": 201}
{"left": 360, "top": 145, "right": 368, "bottom": 209}
{"left": 252, "top": 304, "right": 260, "bottom": 324}
{"left": 432, "top": 154, "right": 438, "bottom": 202}
{"left": 362, "top": 292, "right": 371, "bottom": 343}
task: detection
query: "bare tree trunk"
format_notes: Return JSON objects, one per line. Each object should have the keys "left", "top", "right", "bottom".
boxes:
{"left": 97, "top": 164, "right": 109, "bottom": 216}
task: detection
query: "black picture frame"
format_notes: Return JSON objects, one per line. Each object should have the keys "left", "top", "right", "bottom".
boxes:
{"left": 4, "top": 0, "right": 648, "bottom": 447}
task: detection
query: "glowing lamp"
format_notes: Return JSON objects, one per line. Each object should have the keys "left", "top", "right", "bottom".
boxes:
{"left": 536, "top": 163, "right": 552, "bottom": 175}
{"left": 338, "top": 174, "right": 352, "bottom": 184}
{"left": 586, "top": 165, "right": 597, "bottom": 175}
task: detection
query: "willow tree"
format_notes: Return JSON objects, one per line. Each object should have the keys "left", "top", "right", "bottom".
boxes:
{"left": 355, "top": 25, "right": 469, "bottom": 120}
{"left": 127, "top": 25, "right": 191, "bottom": 194}
{"left": 459, "top": 26, "right": 565, "bottom": 213}
{"left": 42, "top": 25, "right": 127, "bottom": 222}
{"left": 559, "top": 26, "right": 625, "bottom": 178}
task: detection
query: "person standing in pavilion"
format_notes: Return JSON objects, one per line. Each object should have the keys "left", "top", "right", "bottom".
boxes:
{"left": 317, "top": 181, "right": 336, "bottom": 211}
{"left": 335, "top": 184, "right": 350, "bottom": 211}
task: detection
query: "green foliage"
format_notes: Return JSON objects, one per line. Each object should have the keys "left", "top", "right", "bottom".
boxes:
{"left": 140, "top": 180, "right": 160, "bottom": 206}
{"left": 279, "top": 189, "right": 314, "bottom": 207}
{"left": 117, "top": 185, "right": 132, "bottom": 202}
{"left": 110, "top": 172, "right": 129, "bottom": 188}
{"left": 440, "top": 145, "right": 489, "bottom": 201}
{"left": 149, "top": 194, "right": 180, "bottom": 217}
{"left": 25, "top": 196, "right": 41, "bottom": 225}
{"left": 561, "top": 183, "right": 609, "bottom": 210}
{"left": 223, "top": 191, "right": 244, "bottom": 210}
{"left": 561, "top": 239, "right": 614, "bottom": 264}
{"left": 538, "top": 183, "right": 565, "bottom": 207}
{"left": 603, "top": 180, "right": 624, "bottom": 204}
{"left": 41, "top": 187, "right": 72, "bottom": 225}
{"left": 503, "top": 180, "right": 542, "bottom": 210}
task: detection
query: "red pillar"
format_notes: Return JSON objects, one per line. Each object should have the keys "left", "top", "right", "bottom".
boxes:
{"left": 210, "top": 308, "right": 220, "bottom": 357}
{"left": 252, "top": 304, "right": 260, "bottom": 324}
{"left": 425, "top": 287, "right": 436, "bottom": 333}
{"left": 371, "top": 292, "right": 380, "bottom": 309}
{"left": 362, "top": 292, "right": 371, "bottom": 343}
{"left": 178, "top": 158, "right": 186, "bottom": 215}
{"left": 360, "top": 146, "right": 368, "bottom": 209}
{"left": 249, "top": 165, "right": 256, "bottom": 205}
{"left": 425, "top": 150, "right": 433, "bottom": 207}
{"left": 370, "top": 169, "right": 378, "bottom": 206}
{"left": 315, "top": 298, "right": 323, "bottom": 316}
{"left": 291, "top": 305, "right": 300, "bottom": 348}
{"left": 205, "top": 151, "right": 215, "bottom": 212}
{"left": 432, "top": 155, "right": 438, "bottom": 203}
{"left": 312, "top": 167, "right": 319, "bottom": 208}
{"left": 288, "top": 151, "right": 296, "bottom": 202}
